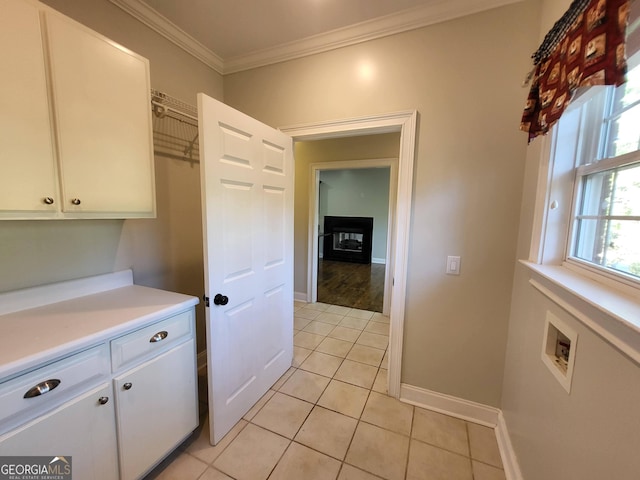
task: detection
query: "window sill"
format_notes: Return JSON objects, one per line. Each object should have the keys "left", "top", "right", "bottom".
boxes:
{"left": 520, "top": 260, "right": 640, "bottom": 364}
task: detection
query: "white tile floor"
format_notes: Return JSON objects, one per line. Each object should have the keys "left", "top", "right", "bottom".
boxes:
{"left": 145, "top": 302, "right": 505, "bottom": 480}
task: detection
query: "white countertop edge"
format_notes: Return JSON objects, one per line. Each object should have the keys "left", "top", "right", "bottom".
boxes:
{"left": 520, "top": 260, "right": 640, "bottom": 365}
{"left": 0, "top": 270, "right": 134, "bottom": 316}
{"left": 0, "top": 297, "right": 198, "bottom": 380}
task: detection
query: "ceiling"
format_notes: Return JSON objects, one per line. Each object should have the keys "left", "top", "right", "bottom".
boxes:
{"left": 109, "top": 0, "right": 522, "bottom": 74}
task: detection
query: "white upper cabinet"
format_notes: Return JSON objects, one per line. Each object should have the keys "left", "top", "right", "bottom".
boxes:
{"left": 0, "top": 0, "right": 57, "bottom": 214}
{"left": 0, "top": 0, "right": 156, "bottom": 219}
{"left": 45, "top": 11, "right": 155, "bottom": 216}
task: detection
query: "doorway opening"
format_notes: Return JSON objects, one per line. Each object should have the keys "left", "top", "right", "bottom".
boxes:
{"left": 312, "top": 161, "right": 395, "bottom": 314}
{"left": 280, "top": 110, "right": 417, "bottom": 399}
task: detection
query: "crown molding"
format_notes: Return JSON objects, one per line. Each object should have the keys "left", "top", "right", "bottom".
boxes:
{"left": 224, "top": 0, "right": 522, "bottom": 74}
{"left": 111, "top": 0, "right": 522, "bottom": 75}
{"left": 109, "top": 0, "right": 224, "bottom": 74}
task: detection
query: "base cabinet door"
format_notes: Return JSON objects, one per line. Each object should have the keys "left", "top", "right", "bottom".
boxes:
{"left": 114, "top": 339, "right": 198, "bottom": 480}
{"left": 0, "top": 384, "right": 118, "bottom": 480}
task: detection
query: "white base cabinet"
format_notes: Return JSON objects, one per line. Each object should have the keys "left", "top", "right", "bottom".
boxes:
{"left": 0, "top": 308, "right": 198, "bottom": 480}
{"left": 0, "top": 384, "right": 119, "bottom": 480}
{"left": 115, "top": 339, "right": 198, "bottom": 480}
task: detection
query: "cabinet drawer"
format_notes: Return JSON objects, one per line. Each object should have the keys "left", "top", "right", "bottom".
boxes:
{"left": 0, "top": 345, "right": 109, "bottom": 433}
{"left": 111, "top": 309, "right": 194, "bottom": 372}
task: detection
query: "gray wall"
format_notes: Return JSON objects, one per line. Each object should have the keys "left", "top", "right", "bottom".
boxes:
{"left": 503, "top": 266, "right": 640, "bottom": 479}
{"left": 225, "top": 0, "right": 540, "bottom": 407}
{"left": 319, "top": 168, "right": 391, "bottom": 262}
{"left": 499, "top": 1, "right": 640, "bottom": 478}
{"left": 1, "top": 0, "right": 223, "bottom": 353}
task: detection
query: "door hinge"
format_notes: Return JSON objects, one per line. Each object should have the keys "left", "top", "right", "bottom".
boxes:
{"left": 203, "top": 295, "right": 210, "bottom": 307}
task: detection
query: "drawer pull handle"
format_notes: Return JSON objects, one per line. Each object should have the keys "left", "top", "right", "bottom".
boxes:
{"left": 123, "top": 382, "right": 133, "bottom": 391}
{"left": 150, "top": 331, "right": 168, "bottom": 343}
{"left": 24, "top": 379, "right": 61, "bottom": 398}
{"left": 98, "top": 396, "right": 109, "bottom": 405}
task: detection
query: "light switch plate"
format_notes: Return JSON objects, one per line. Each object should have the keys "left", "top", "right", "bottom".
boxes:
{"left": 446, "top": 256, "right": 460, "bottom": 275}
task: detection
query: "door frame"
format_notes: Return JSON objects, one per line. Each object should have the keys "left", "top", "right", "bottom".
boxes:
{"left": 280, "top": 110, "right": 417, "bottom": 398}
{"left": 310, "top": 159, "right": 397, "bottom": 316}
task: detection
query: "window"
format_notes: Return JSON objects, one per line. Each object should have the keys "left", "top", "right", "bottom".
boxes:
{"left": 565, "top": 51, "right": 640, "bottom": 284}
{"left": 525, "top": 13, "right": 640, "bottom": 366}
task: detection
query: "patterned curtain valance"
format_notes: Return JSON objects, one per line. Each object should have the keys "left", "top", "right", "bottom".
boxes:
{"left": 520, "top": 0, "right": 631, "bottom": 142}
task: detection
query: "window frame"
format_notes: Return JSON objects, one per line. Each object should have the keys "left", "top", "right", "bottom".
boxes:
{"left": 523, "top": 86, "right": 640, "bottom": 366}
{"left": 529, "top": 84, "right": 640, "bottom": 298}
{"left": 562, "top": 61, "right": 640, "bottom": 289}
{"left": 564, "top": 53, "right": 640, "bottom": 288}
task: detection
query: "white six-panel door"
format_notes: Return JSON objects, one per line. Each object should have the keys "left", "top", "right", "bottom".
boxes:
{"left": 198, "top": 94, "right": 294, "bottom": 444}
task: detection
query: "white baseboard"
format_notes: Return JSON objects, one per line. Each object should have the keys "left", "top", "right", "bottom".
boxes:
{"left": 400, "top": 383, "right": 522, "bottom": 480}
{"left": 495, "top": 411, "right": 524, "bottom": 480}
{"left": 318, "top": 255, "right": 385, "bottom": 264}
{"left": 400, "top": 383, "right": 499, "bottom": 427}
{"left": 294, "top": 291, "right": 308, "bottom": 302}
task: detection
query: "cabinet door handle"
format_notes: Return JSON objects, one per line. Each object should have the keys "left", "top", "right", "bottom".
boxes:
{"left": 43, "top": 197, "right": 55, "bottom": 205}
{"left": 71, "top": 198, "right": 81, "bottom": 205}
{"left": 149, "top": 330, "right": 168, "bottom": 343}
{"left": 24, "top": 379, "right": 61, "bottom": 398}
{"left": 98, "top": 396, "right": 109, "bottom": 405}
{"left": 123, "top": 382, "right": 133, "bottom": 391}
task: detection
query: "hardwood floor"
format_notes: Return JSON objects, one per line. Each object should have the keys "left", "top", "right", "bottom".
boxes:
{"left": 317, "top": 259, "right": 385, "bottom": 312}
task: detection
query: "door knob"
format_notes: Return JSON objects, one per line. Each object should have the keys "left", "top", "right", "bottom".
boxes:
{"left": 213, "top": 294, "right": 229, "bottom": 306}
{"left": 123, "top": 382, "right": 133, "bottom": 390}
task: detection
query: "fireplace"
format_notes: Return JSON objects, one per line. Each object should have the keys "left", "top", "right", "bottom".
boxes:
{"left": 323, "top": 216, "right": 373, "bottom": 264}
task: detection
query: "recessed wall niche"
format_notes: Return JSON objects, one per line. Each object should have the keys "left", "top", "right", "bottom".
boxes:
{"left": 541, "top": 311, "right": 578, "bottom": 393}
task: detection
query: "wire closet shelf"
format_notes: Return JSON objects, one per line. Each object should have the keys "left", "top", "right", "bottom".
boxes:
{"left": 150, "top": 88, "right": 199, "bottom": 164}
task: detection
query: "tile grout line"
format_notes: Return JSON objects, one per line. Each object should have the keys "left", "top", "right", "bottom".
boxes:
{"left": 467, "top": 422, "right": 476, "bottom": 480}
{"left": 322, "top": 308, "right": 380, "bottom": 479}
{"left": 339, "top": 376, "right": 374, "bottom": 479}
{"left": 298, "top": 308, "right": 376, "bottom": 474}
{"left": 407, "top": 399, "right": 418, "bottom": 479}
{"left": 270, "top": 308, "right": 376, "bottom": 479}
{"left": 189, "top": 303, "right": 502, "bottom": 480}
{"left": 203, "top": 305, "right": 389, "bottom": 480}
{"left": 264, "top": 435, "right": 294, "bottom": 480}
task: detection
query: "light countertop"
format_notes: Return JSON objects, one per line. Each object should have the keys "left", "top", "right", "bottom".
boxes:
{"left": 0, "top": 272, "right": 199, "bottom": 380}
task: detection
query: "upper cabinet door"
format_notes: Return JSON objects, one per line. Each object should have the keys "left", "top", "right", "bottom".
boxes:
{"left": 0, "top": 0, "right": 58, "bottom": 214}
{"left": 45, "top": 11, "right": 156, "bottom": 216}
